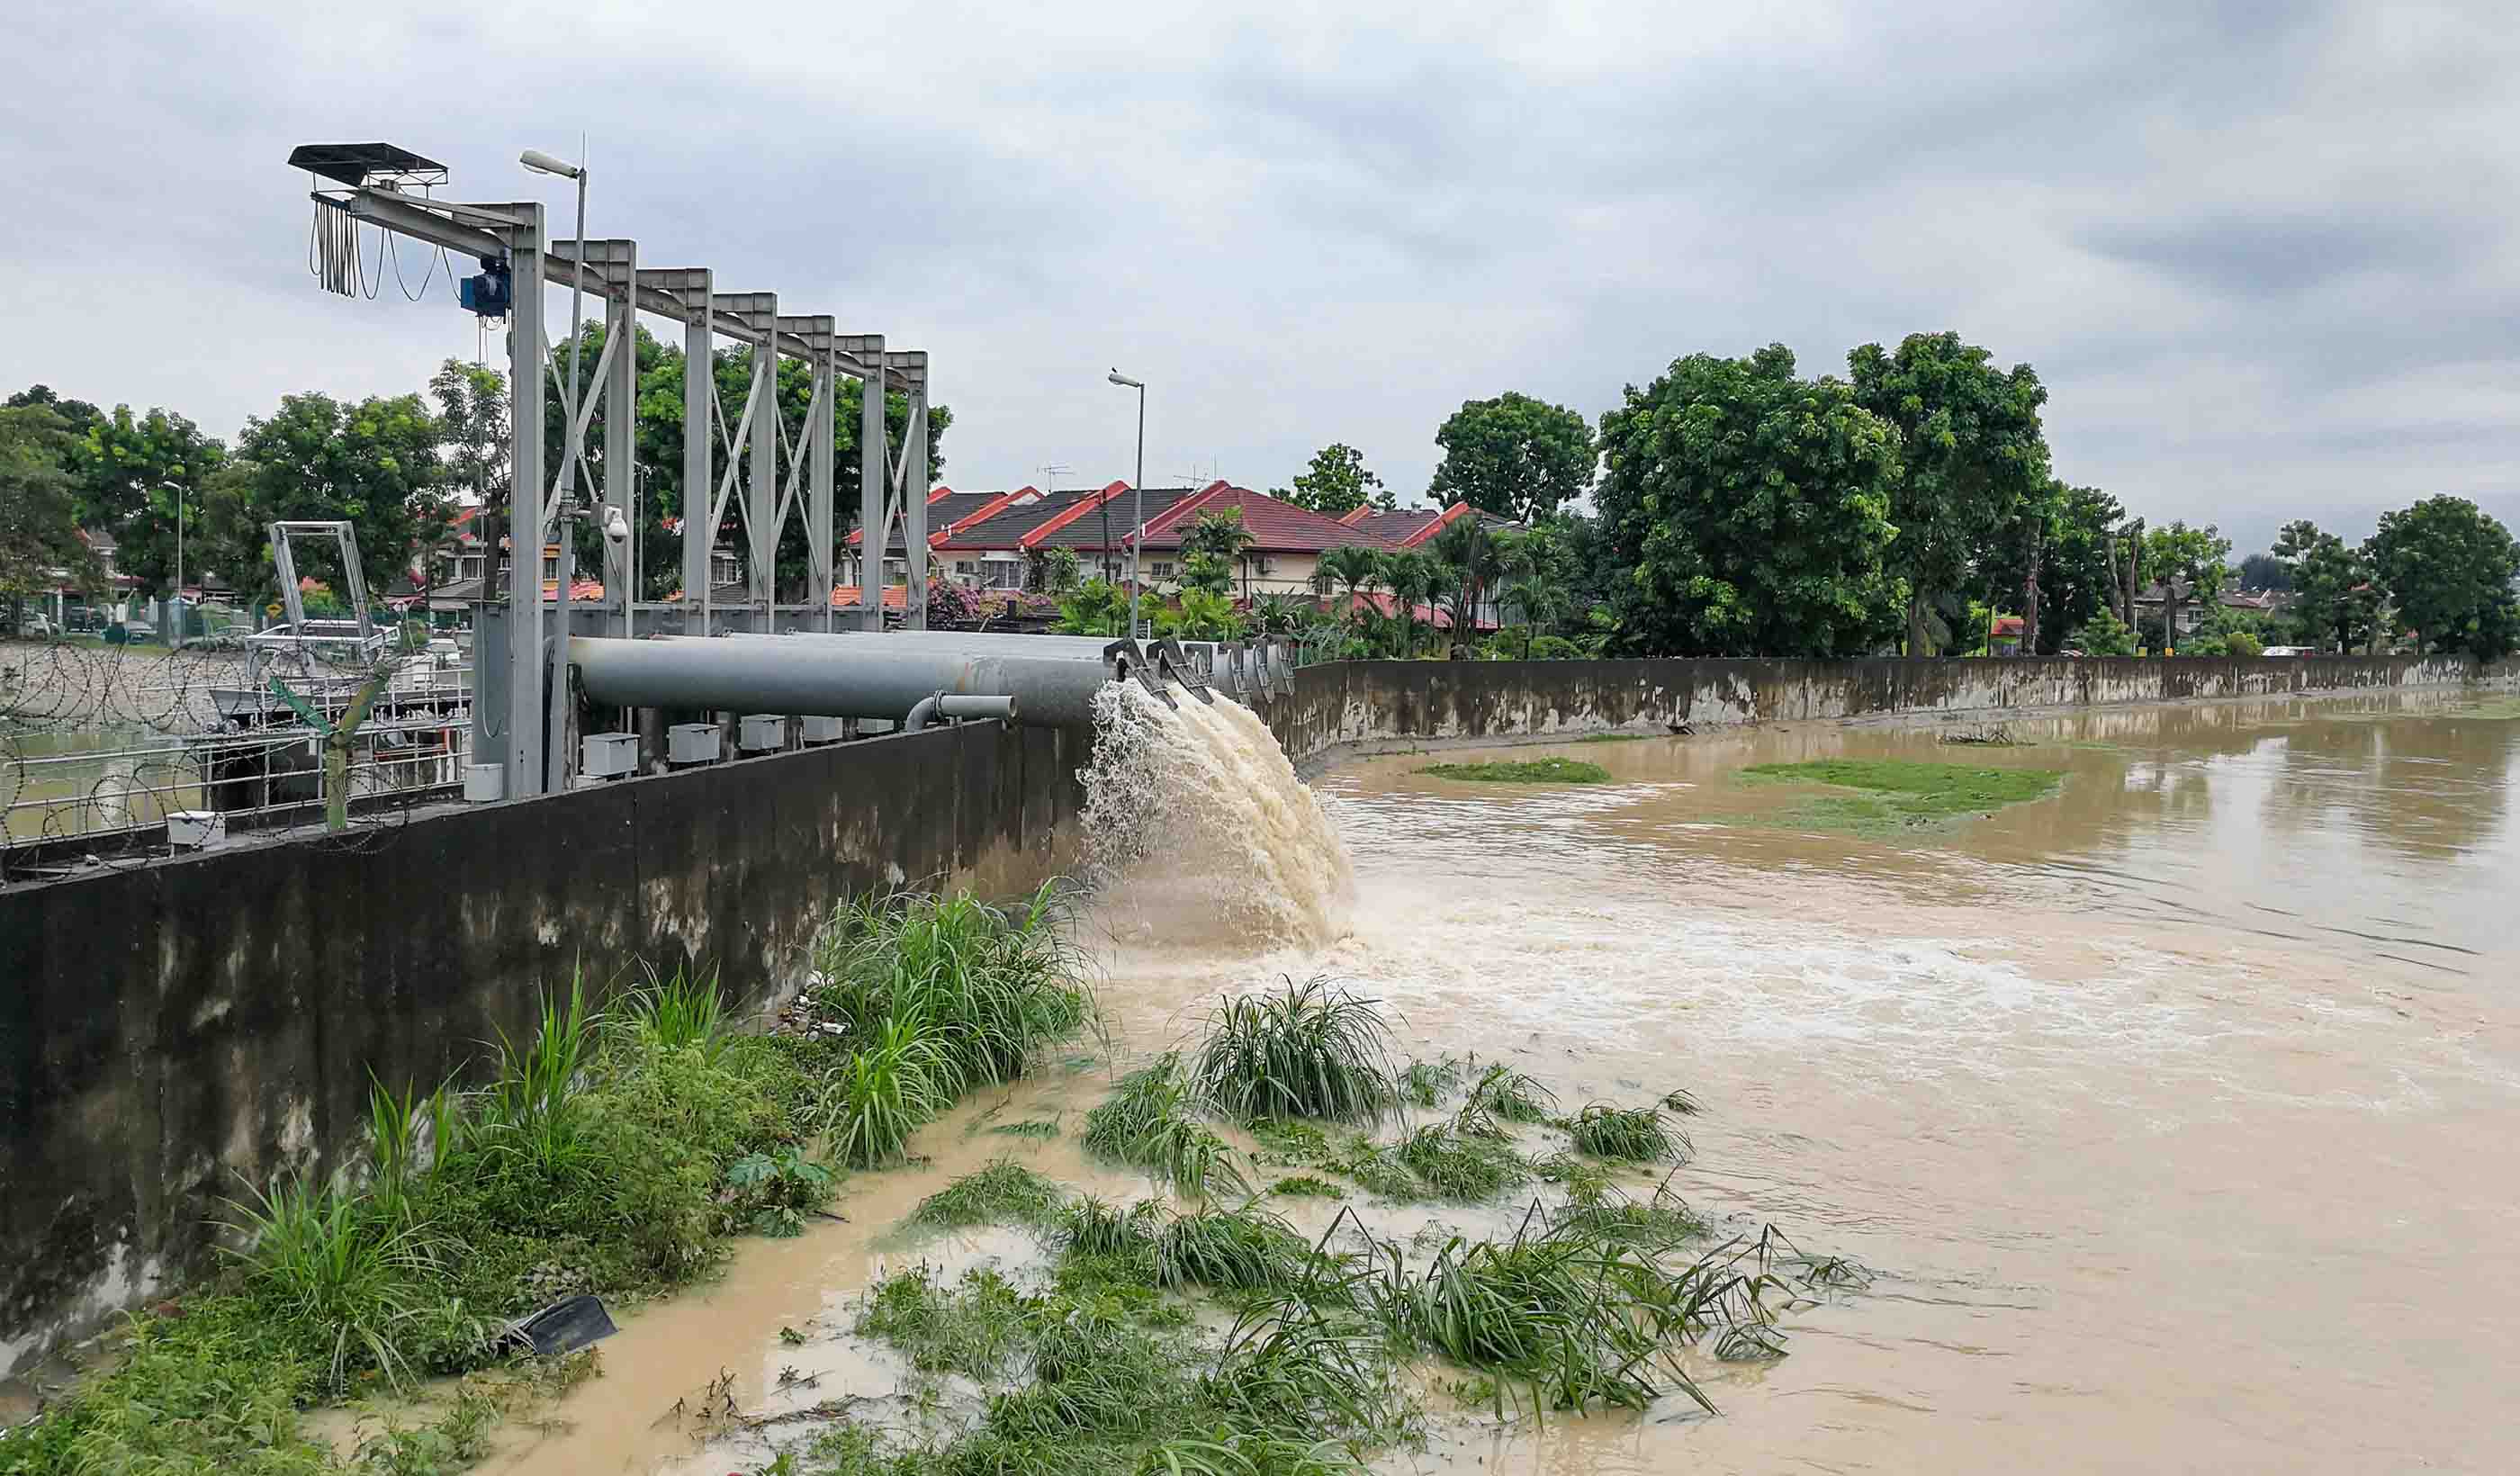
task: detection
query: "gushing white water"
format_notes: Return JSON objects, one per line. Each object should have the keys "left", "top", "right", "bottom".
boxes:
{"left": 1079, "top": 681, "right": 1354, "bottom": 950}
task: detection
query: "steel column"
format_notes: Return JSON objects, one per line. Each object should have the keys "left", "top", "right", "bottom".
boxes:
{"left": 745, "top": 296, "right": 778, "bottom": 622}
{"left": 854, "top": 336, "right": 886, "bottom": 630}
{"left": 604, "top": 243, "right": 638, "bottom": 634}
{"left": 675, "top": 280, "right": 713, "bottom": 634}
{"left": 904, "top": 384, "right": 929, "bottom": 630}
{"left": 812, "top": 347, "right": 836, "bottom": 631}
{"left": 505, "top": 204, "right": 547, "bottom": 796}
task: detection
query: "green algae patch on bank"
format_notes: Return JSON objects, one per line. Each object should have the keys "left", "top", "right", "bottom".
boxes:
{"left": 1417, "top": 757, "right": 1611, "bottom": 784}
{"left": 1739, "top": 759, "right": 2065, "bottom": 835}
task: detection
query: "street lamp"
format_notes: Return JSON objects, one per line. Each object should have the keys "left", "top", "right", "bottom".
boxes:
{"left": 1108, "top": 369, "right": 1145, "bottom": 636}
{"left": 161, "top": 481, "right": 184, "bottom": 643}
{"left": 521, "top": 147, "right": 590, "bottom": 518}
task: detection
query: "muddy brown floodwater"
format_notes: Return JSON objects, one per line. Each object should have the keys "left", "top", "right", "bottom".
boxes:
{"left": 460, "top": 688, "right": 2520, "bottom": 1476}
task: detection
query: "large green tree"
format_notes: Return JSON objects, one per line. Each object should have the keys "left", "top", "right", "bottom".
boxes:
{"left": 2141, "top": 520, "right": 2232, "bottom": 649}
{"left": 2271, "top": 519, "right": 2379, "bottom": 652}
{"left": 1848, "top": 332, "right": 2051, "bottom": 655}
{"left": 68, "top": 405, "right": 226, "bottom": 598}
{"left": 0, "top": 405, "right": 106, "bottom": 624}
{"left": 1282, "top": 443, "right": 1390, "bottom": 518}
{"left": 213, "top": 392, "right": 453, "bottom": 610}
{"left": 2364, "top": 495, "right": 2520, "bottom": 658}
{"left": 1595, "top": 345, "right": 1903, "bottom": 658}
{"left": 1426, "top": 392, "right": 1595, "bottom": 523}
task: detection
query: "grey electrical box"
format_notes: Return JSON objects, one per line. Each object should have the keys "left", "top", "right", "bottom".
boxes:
{"left": 737, "top": 714, "right": 787, "bottom": 752}
{"left": 580, "top": 731, "right": 639, "bottom": 778}
{"left": 799, "top": 716, "right": 846, "bottom": 744}
{"left": 667, "top": 723, "right": 721, "bottom": 765}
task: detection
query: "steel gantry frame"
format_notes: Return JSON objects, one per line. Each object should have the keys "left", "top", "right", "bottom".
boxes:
{"left": 305, "top": 156, "right": 935, "bottom": 796}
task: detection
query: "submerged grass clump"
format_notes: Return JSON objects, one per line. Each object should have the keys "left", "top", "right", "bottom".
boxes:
{"left": 4, "top": 886, "right": 1096, "bottom": 1476}
{"left": 1739, "top": 758, "right": 2065, "bottom": 834}
{"left": 1081, "top": 1053, "right": 1248, "bottom": 1199}
{"left": 1416, "top": 757, "right": 1610, "bottom": 784}
{"left": 1467, "top": 1063, "right": 1557, "bottom": 1125}
{"left": 904, "top": 1160, "right": 1067, "bottom": 1232}
{"left": 1566, "top": 1102, "right": 1686, "bottom": 1163}
{"left": 1396, "top": 1125, "right": 1530, "bottom": 1202}
{"left": 1193, "top": 975, "right": 1397, "bottom": 1124}
{"left": 1400, "top": 1054, "right": 1466, "bottom": 1108}
{"left": 1155, "top": 1206, "right": 1319, "bottom": 1293}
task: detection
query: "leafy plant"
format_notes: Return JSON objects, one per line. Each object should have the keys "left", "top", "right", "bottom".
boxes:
{"left": 616, "top": 962, "right": 728, "bottom": 1063}
{"left": 1154, "top": 1206, "right": 1319, "bottom": 1292}
{"left": 725, "top": 1147, "right": 837, "bottom": 1237}
{"left": 1399, "top": 1056, "right": 1464, "bottom": 1108}
{"left": 1192, "top": 976, "right": 1396, "bottom": 1124}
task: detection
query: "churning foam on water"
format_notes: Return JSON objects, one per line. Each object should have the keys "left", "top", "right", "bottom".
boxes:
{"left": 1079, "top": 681, "right": 1354, "bottom": 951}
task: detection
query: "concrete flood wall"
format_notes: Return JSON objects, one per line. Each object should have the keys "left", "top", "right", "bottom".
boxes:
{"left": 1258, "top": 653, "right": 2511, "bottom": 768}
{"left": 0, "top": 720, "right": 1085, "bottom": 1378}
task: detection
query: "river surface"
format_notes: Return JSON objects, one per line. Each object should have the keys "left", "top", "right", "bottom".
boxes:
{"left": 466, "top": 688, "right": 2520, "bottom": 1475}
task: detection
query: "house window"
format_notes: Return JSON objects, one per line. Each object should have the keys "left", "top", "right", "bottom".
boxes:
{"left": 954, "top": 561, "right": 977, "bottom": 576}
{"left": 984, "top": 562, "right": 1024, "bottom": 590}
{"left": 1152, "top": 562, "right": 1176, "bottom": 580}
{"left": 1251, "top": 555, "right": 1274, "bottom": 577}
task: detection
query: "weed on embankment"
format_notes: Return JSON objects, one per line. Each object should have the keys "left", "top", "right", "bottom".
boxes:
{"left": 1, "top": 886, "right": 1091, "bottom": 1476}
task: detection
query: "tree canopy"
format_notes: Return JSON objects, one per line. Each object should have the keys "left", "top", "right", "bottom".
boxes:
{"left": 2364, "top": 495, "right": 2520, "bottom": 658}
{"left": 1426, "top": 392, "right": 1595, "bottom": 523}
{"left": 0, "top": 405, "right": 105, "bottom": 616}
{"left": 1282, "top": 443, "right": 1390, "bottom": 518}
{"left": 1595, "top": 345, "right": 1902, "bottom": 658}
{"left": 1848, "top": 332, "right": 2050, "bottom": 655}
{"left": 2270, "top": 519, "right": 2378, "bottom": 652}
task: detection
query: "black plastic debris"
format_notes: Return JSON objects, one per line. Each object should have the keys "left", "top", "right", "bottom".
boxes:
{"left": 499, "top": 1292, "right": 617, "bottom": 1357}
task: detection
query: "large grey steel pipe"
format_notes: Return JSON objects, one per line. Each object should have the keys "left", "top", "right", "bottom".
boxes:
{"left": 728, "top": 629, "right": 1130, "bottom": 661}
{"left": 571, "top": 634, "right": 1115, "bottom": 728}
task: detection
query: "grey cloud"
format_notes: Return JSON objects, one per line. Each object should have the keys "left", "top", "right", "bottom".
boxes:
{"left": 1, "top": 0, "right": 2514, "bottom": 544}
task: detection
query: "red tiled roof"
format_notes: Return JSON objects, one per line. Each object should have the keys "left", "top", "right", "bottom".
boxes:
{"left": 1337, "top": 505, "right": 1372, "bottom": 526}
{"left": 849, "top": 486, "right": 979, "bottom": 548}
{"left": 1133, "top": 483, "right": 1402, "bottom": 554}
{"left": 1349, "top": 501, "right": 1512, "bottom": 548}
{"left": 829, "top": 584, "right": 910, "bottom": 609}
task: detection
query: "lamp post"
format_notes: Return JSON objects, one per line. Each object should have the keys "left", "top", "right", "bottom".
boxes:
{"left": 523, "top": 145, "right": 587, "bottom": 792}
{"left": 169, "top": 482, "right": 184, "bottom": 639}
{"left": 1108, "top": 369, "right": 1145, "bottom": 636}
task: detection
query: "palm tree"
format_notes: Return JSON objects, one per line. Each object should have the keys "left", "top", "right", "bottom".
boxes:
{"left": 1315, "top": 544, "right": 1383, "bottom": 629}
{"left": 1381, "top": 549, "right": 1439, "bottom": 657}
{"left": 1182, "top": 508, "right": 1258, "bottom": 597}
{"left": 1496, "top": 525, "right": 1564, "bottom": 658}
{"left": 1426, "top": 516, "right": 1504, "bottom": 655}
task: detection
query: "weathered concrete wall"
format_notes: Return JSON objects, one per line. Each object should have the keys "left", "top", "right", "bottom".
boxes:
{"left": 0, "top": 721, "right": 1085, "bottom": 1378}
{"left": 1257, "top": 654, "right": 2514, "bottom": 769}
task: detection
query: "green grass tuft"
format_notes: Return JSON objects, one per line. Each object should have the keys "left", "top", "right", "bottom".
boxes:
{"left": 1395, "top": 1125, "right": 1529, "bottom": 1202}
{"left": 904, "top": 1160, "right": 1067, "bottom": 1232}
{"left": 1155, "top": 1206, "right": 1320, "bottom": 1292}
{"left": 984, "top": 1117, "right": 1063, "bottom": 1139}
{"left": 1192, "top": 975, "right": 1397, "bottom": 1124}
{"left": 1416, "top": 757, "right": 1609, "bottom": 784}
{"left": 1268, "top": 1174, "right": 1348, "bottom": 1201}
{"left": 1081, "top": 1054, "right": 1248, "bottom": 1199}
{"left": 1466, "top": 1063, "right": 1556, "bottom": 1124}
{"left": 1399, "top": 1055, "right": 1465, "bottom": 1108}
{"left": 1565, "top": 1102, "right": 1685, "bottom": 1163}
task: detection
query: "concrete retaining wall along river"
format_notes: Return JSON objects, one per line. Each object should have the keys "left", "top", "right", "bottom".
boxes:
{"left": 0, "top": 720, "right": 1085, "bottom": 1380}
{"left": 1256, "top": 653, "right": 2516, "bottom": 767}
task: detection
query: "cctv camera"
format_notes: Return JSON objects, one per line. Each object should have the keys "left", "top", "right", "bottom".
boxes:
{"left": 601, "top": 505, "right": 630, "bottom": 547}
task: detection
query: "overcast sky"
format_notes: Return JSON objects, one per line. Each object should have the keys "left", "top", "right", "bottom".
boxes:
{"left": 5, "top": 0, "right": 2515, "bottom": 554}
